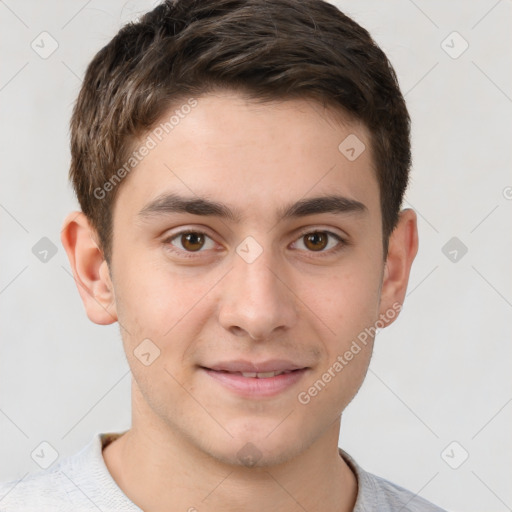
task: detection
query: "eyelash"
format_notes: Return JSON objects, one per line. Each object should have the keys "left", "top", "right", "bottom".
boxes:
{"left": 162, "top": 228, "right": 347, "bottom": 259}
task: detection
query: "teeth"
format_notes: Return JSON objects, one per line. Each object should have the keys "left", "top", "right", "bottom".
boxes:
{"left": 256, "top": 371, "right": 278, "bottom": 378}
{"left": 240, "top": 370, "right": 292, "bottom": 378}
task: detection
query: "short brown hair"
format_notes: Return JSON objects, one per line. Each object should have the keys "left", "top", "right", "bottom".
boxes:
{"left": 69, "top": 0, "right": 411, "bottom": 265}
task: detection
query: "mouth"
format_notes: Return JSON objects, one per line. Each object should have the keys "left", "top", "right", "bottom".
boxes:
{"left": 199, "top": 365, "right": 309, "bottom": 398}
{"left": 201, "top": 368, "right": 302, "bottom": 378}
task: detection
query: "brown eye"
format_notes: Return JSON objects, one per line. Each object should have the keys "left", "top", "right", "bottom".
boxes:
{"left": 303, "top": 232, "right": 329, "bottom": 251}
{"left": 164, "top": 230, "right": 217, "bottom": 258}
{"left": 180, "top": 232, "right": 206, "bottom": 252}
{"left": 293, "top": 230, "right": 345, "bottom": 255}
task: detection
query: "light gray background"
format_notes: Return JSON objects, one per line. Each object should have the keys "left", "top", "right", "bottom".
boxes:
{"left": 1, "top": 1, "right": 511, "bottom": 511}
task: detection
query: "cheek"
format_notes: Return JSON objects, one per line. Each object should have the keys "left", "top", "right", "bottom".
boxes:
{"left": 112, "top": 263, "right": 209, "bottom": 411}
{"left": 112, "top": 258, "right": 221, "bottom": 388}
{"left": 315, "top": 264, "right": 381, "bottom": 408}
{"left": 310, "top": 263, "right": 382, "bottom": 340}
{"left": 113, "top": 256, "right": 211, "bottom": 338}
{"left": 297, "top": 282, "right": 377, "bottom": 417}
{"left": 300, "top": 345, "right": 373, "bottom": 423}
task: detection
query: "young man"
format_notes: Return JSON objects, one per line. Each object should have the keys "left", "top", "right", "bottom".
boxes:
{"left": 0, "top": 0, "right": 447, "bottom": 510}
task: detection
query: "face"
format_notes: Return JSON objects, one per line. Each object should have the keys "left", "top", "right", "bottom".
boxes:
{"left": 95, "top": 91, "right": 399, "bottom": 466}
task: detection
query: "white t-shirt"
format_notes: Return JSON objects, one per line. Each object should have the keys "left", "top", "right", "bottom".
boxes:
{"left": 0, "top": 431, "right": 447, "bottom": 511}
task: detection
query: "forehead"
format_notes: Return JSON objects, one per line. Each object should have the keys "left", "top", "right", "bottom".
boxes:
{"left": 112, "top": 91, "right": 379, "bottom": 225}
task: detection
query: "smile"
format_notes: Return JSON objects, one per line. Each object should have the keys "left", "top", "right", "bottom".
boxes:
{"left": 215, "top": 369, "right": 296, "bottom": 378}
{"left": 201, "top": 367, "right": 308, "bottom": 398}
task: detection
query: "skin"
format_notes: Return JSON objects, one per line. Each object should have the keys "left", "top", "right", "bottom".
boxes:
{"left": 61, "top": 91, "right": 418, "bottom": 512}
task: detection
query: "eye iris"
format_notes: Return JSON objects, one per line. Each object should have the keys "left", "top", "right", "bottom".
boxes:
{"left": 182, "top": 232, "right": 205, "bottom": 251}
{"left": 304, "top": 232, "right": 328, "bottom": 251}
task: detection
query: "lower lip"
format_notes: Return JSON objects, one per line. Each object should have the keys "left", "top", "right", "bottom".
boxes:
{"left": 201, "top": 368, "right": 308, "bottom": 398}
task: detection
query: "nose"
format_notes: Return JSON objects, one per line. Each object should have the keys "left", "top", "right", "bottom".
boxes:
{"left": 217, "top": 247, "right": 298, "bottom": 341}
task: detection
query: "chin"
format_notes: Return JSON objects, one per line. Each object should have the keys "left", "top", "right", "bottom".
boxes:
{"left": 209, "top": 441, "right": 303, "bottom": 469}
{"left": 203, "top": 420, "right": 309, "bottom": 469}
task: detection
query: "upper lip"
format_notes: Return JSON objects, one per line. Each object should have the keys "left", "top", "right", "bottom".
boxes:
{"left": 202, "top": 359, "right": 308, "bottom": 373}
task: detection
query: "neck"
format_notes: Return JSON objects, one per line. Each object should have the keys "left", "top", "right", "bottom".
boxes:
{"left": 103, "top": 389, "right": 358, "bottom": 512}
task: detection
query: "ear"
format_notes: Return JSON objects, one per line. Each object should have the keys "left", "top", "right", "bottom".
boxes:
{"left": 378, "top": 208, "right": 418, "bottom": 327}
{"left": 60, "top": 211, "right": 117, "bottom": 325}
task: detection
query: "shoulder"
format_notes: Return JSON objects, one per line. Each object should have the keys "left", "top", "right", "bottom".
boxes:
{"left": 0, "top": 465, "right": 72, "bottom": 511}
{"left": 0, "top": 432, "right": 127, "bottom": 512}
{"left": 339, "top": 448, "right": 447, "bottom": 512}
{"left": 366, "top": 472, "right": 446, "bottom": 512}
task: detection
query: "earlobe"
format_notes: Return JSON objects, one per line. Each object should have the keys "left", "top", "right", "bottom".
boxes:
{"left": 378, "top": 208, "right": 419, "bottom": 327}
{"left": 60, "top": 211, "right": 118, "bottom": 325}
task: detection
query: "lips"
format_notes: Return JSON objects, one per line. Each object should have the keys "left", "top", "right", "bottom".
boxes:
{"left": 202, "top": 359, "right": 308, "bottom": 374}
{"left": 199, "top": 359, "right": 310, "bottom": 397}
{"left": 207, "top": 369, "right": 299, "bottom": 379}
{"left": 238, "top": 370, "right": 294, "bottom": 378}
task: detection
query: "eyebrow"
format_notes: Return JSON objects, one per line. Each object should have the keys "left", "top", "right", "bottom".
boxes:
{"left": 137, "top": 192, "right": 367, "bottom": 223}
